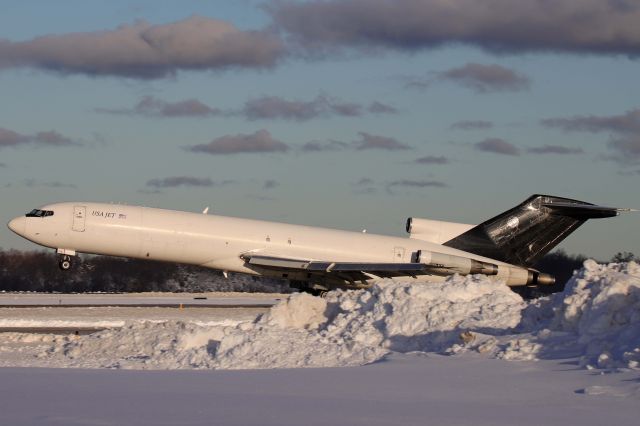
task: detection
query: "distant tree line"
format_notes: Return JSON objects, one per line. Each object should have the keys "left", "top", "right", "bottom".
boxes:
{"left": 0, "top": 250, "right": 289, "bottom": 293}
{"left": 0, "top": 249, "right": 635, "bottom": 294}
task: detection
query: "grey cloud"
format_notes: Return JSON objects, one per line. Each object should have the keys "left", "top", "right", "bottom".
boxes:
{"left": 451, "top": 120, "right": 494, "bottom": 130}
{"left": 541, "top": 109, "right": 640, "bottom": 134}
{"left": 542, "top": 109, "right": 640, "bottom": 164}
{"left": 97, "top": 96, "right": 221, "bottom": 118}
{"left": 0, "top": 127, "right": 79, "bottom": 148}
{"left": 527, "top": 145, "right": 584, "bottom": 155}
{"left": 242, "top": 95, "right": 395, "bottom": 121}
{"left": 329, "top": 102, "right": 363, "bottom": 117}
{"left": 354, "top": 177, "right": 374, "bottom": 186}
{"left": 268, "top": 0, "right": 640, "bottom": 56}
{"left": 263, "top": 179, "right": 280, "bottom": 190}
{"left": 618, "top": 169, "right": 640, "bottom": 176}
{"left": 0, "top": 162, "right": 5, "bottom": 167}
{"left": 608, "top": 135, "right": 640, "bottom": 164}
{"left": 368, "top": 101, "right": 398, "bottom": 114}
{"left": 0, "top": 16, "right": 284, "bottom": 79}
{"left": 431, "top": 63, "right": 530, "bottom": 93}
{"left": 98, "top": 95, "right": 397, "bottom": 121}
{"left": 354, "top": 132, "right": 411, "bottom": 150}
{"left": 474, "top": 138, "right": 520, "bottom": 156}
{"left": 352, "top": 177, "right": 377, "bottom": 194}
{"left": 300, "top": 139, "right": 349, "bottom": 152}
{"left": 6, "top": 179, "right": 77, "bottom": 189}
{"left": 414, "top": 155, "right": 450, "bottom": 165}
{"left": 0, "top": 128, "right": 28, "bottom": 147}
{"left": 244, "top": 96, "right": 325, "bottom": 121}
{"left": 33, "top": 131, "right": 79, "bottom": 146}
{"left": 146, "top": 176, "right": 215, "bottom": 188}
{"left": 186, "top": 129, "right": 289, "bottom": 155}
{"left": 387, "top": 179, "right": 447, "bottom": 189}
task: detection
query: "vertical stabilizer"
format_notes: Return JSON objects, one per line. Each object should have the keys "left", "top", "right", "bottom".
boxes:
{"left": 443, "top": 194, "right": 622, "bottom": 267}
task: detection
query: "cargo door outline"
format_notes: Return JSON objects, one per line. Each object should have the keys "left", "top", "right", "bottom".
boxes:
{"left": 72, "top": 206, "right": 86, "bottom": 232}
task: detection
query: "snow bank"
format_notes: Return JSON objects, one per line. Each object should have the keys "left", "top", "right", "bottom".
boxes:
{"left": 36, "top": 261, "right": 640, "bottom": 370}
{"left": 41, "top": 274, "right": 523, "bottom": 369}
{"left": 499, "top": 260, "right": 640, "bottom": 369}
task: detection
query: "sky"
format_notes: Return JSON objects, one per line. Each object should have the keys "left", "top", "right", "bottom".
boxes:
{"left": 0, "top": 0, "right": 638, "bottom": 260}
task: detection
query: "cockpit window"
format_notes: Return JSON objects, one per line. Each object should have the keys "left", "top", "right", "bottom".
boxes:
{"left": 26, "top": 209, "right": 54, "bottom": 218}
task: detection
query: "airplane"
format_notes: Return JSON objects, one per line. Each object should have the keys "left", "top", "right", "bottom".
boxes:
{"left": 6, "top": 194, "right": 633, "bottom": 294}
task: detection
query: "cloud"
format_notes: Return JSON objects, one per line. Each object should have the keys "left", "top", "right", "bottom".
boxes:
{"left": 541, "top": 109, "right": 640, "bottom": 134}
{"left": 97, "top": 96, "right": 221, "bottom": 118}
{"left": 474, "top": 138, "right": 520, "bottom": 156}
{"left": 354, "top": 177, "right": 374, "bottom": 186}
{"left": 414, "top": 155, "right": 450, "bottom": 165}
{"left": 328, "top": 101, "right": 363, "bottom": 117}
{"left": 368, "top": 101, "right": 398, "bottom": 114}
{"left": 186, "top": 129, "right": 290, "bottom": 155}
{"left": 243, "top": 96, "right": 325, "bottom": 121}
{"left": 146, "top": 176, "right": 216, "bottom": 188}
{"left": 5, "top": 179, "right": 77, "bottom": 189}
{"left": 33, "top": 131, "right": 78, "bottom": 146}
{"left": 354, "top": 132, "right": 411, "bottom": 150}
{"left": 618, "top": 169, "right": 640, "bottom": 176}
{"left": 0, "top": 128, "right": 28, "bottom": 147}
{"left": 263, "top": 179, "right": 280, "bottom": 190}
{"left": 0, "top": 16, "right": 284, "bottom": 79}
{"left": 352, "top": 177, "right": 377, "bottom": 194}
{"left": 268, "top": 0, "right": 640, "bottom": 56}
{"left": 608, "top": 136, "right": 640, "bottom": 163}
{"left": 542, "top": 109, "right": 640, "bottom": 164}
{"left": 0, "top": 162, "right": 5, "bottom": 167}
{"left": 300, "top": 139, "right": 350, "bottom": 152}
{"left": 242, "top": 95, "right": 396, "bottom": 121}
{"left": 527, "top": 145, "right": 584, "bottom": 155}
{"left": 98, "top": 95, "right": 398, "bottom": 121}
{"left": 0, "top": 127, "right": 79, "bottom": 148}
{"left": 407, "top": 63, "right": 530, "bottom": 93}
{"left": 450, "top": 120, "right": 494, "bottom": 130}
{"left": 387, "top": 179, "right": 447, "bottom": 189}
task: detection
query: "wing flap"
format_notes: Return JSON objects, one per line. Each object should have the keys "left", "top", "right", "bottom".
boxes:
{"left": 244, "top": 254, "right": 438, "bottom": 276}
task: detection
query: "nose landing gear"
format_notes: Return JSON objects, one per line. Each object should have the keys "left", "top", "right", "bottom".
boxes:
{"left": 58, "top": 255, "right": 73, "bottom": 271}
{"left": 56, "top": 249, "right": 76, "bottom": 271}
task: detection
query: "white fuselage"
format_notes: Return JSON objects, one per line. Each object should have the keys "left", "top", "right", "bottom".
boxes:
{"left": 8, "top": 202, "right": 520, "bottom": 285}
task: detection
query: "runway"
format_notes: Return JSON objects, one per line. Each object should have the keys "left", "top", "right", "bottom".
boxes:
{"left": 0, "top": 292, "right": 282, "bottom": 308}
{"left": 0, "top": 292, "right": 283, "bottom": 334}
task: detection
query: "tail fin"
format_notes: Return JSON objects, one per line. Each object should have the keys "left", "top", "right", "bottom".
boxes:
{"left": 444, "top": 194, "right": 624, "bottom": 267}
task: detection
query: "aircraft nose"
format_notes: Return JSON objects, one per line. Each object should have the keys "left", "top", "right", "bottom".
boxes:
{"left": 7, "top": 216, "right": 26, "bottom": 236}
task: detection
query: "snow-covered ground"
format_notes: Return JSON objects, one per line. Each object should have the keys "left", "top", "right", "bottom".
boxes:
{"left": 0, "top": 354, "right": 638, "bottom": 426}
{"left": 0, "top": 261, "right": 638, "bottom": 424}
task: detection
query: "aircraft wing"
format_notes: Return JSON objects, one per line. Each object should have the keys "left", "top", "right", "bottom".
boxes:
{"left": 241, "top": 251, "right": 555, "bottom": 289}
{"left": 242, "top": 254, "right": 445, "bottom": 283}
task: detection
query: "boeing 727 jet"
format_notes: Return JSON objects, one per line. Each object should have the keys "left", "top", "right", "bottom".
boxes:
{"left": 7, "top": 194, "right": 632, "bottom": 293}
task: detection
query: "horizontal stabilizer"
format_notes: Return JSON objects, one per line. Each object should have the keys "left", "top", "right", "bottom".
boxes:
{"left": 543, "top": 201, "right": 633, "bottom": 219}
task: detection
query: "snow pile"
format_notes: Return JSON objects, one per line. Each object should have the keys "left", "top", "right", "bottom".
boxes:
{"left": 41, "top": 274, "right": 523, "bottom": 369}
{"left": 36, "top": 261, "right": 640, "bottom": 370}
{"left": 499, "top": 260, "right": 640, "bottom": 369}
